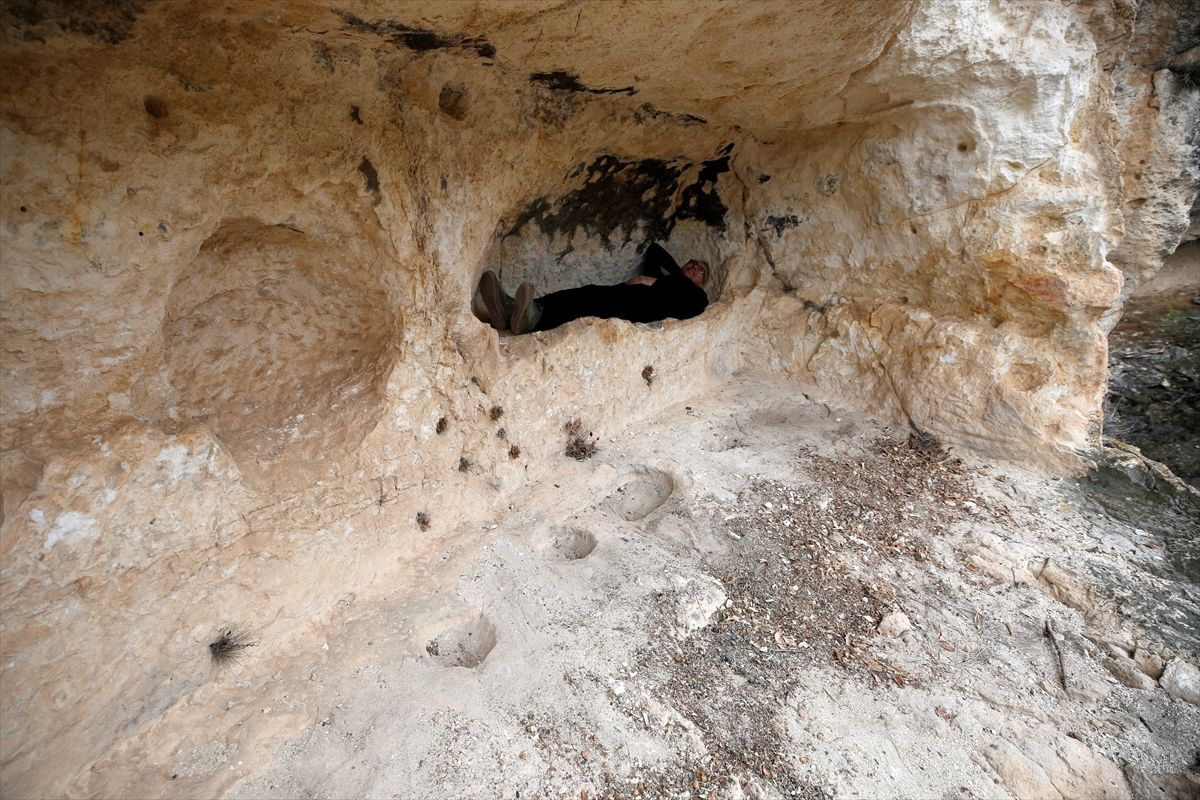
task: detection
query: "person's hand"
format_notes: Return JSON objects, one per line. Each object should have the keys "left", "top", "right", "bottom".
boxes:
{"left": 625, "top": 275, "right": 657, "bottom": 286}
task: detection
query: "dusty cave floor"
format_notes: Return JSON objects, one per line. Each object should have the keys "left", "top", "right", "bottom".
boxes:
{"left": 159, "top": 372, "right": 1198, "bottom": 800}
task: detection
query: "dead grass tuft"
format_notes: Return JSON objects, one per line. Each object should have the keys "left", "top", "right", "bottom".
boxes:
{"left": 209, "top": 626, "right": 255, "bottom": 667}
{"left": 564, "top": 419, "right": 597, "bottom": 461}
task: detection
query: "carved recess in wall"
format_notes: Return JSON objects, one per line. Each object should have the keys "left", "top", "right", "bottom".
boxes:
{"left": 162, "top": 218, "right": 394, "bottom": 491}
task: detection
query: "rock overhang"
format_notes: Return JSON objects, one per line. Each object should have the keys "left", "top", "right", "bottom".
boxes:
{"left": 0, "top": 1, "right": 1198, "bottom": 793}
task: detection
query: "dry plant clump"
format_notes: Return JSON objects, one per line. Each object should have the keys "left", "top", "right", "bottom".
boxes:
{"left": 508, "top": 444, "right": 521, "bottom": 459}
{"left": 416, "top": 512, "right": 430, "bottom": 531}
{"left": 907, "top": 426, "right": 946, "bottom": 459}
{"left": 564, "top": 419, "right": 598, "bottom": 461}
{"left": 490, "top": 405, "right": 504, "bottom": 421}
{"left": 208, "top": 626, "right": 255, "bottom": 667}
{"left": 435, "top": 416, "right": 448, "bottom": 434}
{"left": 458, "top": 457, "right": 471, "bottom": 472}
{"left": 642, "top": 365, "right": 655, "bottom": 387}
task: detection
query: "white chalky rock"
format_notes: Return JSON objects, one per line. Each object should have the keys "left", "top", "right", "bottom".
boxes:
{"left": 1160, "top": 659, "right": 1200, "bottom": 706}
{"left": 878, "top": 610, "right": 913, "bottom": 638}
{"left": 1104, "top": 656, "right": 1157, "bottom": 691}
{"left": 673, "top": 575, "right": 728, "bottom": 636}
{"left": 0, "top": 0, "right": 1195, "bottom": 796}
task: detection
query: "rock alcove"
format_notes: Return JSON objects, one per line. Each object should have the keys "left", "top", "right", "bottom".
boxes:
{"left": 1, "top": 0, "right": 1197, "bottom": 796}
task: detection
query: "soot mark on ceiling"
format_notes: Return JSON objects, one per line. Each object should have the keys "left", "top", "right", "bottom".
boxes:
{"left": 335, "top": 10, "right": 495, "bottom": 58}
{"left": 674, "top": 143, "right": 732, "bottom": 230}
{"left": 4, "top": 0, "right": 146, "bottom": 44}
{"left": 504, "top": 145, "right": 733, "bottom": 255}
{"left": 530, "top": 71, "right": 636, "bottom": 96}
{"left": 634, "top": 103, "right": 707, "bottom": 126}
{"left": 764, "top": 213, "right": 805, "bottom": 236}
{"left": 358, "top": 157, "right": 381, "bottom": 203}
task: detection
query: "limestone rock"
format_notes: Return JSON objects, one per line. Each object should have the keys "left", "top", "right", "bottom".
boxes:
{"left": 1133, "top": 647, "right": 1166, "bottom": 680}
{"left": 1124, "top": 765, "right": 1200, "bottom": 800}
{"left": 0, "top": 0, "right": 1196, "bottom": 795}
{"left": 1038, "top": 559, "right": 1097, "bottom": 615}
{"left": 877, "top": 610, "right": 913, "bottom": 638}
{"left": 1104, "top": 656, "right": 1158, "bottom": 690}
{"left": 1159, "top": 658, "right": 1200, "bottom": 705}
{"left": 981, "top": 731, "right": 1130, "bottom": 800}
{"left": 672, "top": 574, "right": 727, "bottom": 637}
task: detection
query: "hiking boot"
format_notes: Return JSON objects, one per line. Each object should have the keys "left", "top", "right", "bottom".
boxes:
{"left": 478, "top": 270, "right": 508, "bottom": 331}
{"left": 511, "top": 282, "right": 542, "bottom": 335}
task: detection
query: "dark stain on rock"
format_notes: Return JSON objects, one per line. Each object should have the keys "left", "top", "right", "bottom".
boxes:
{"left": 634, "top": 103, "right": 706, "bottom": 126}
{"left": 505, "top": 158, "right": 683, "bottom": 253}
{"left": 530, "top": 71, "right": 636, "bottom": 96}
{"left": 764, "top": 213, "right": 804, "bottom": 236}
{"left": 5, "top": 0, "right": 145, "bottom": 45}
{"left": 504, "top": 144, "right": 733, "bottom": 252}
{"left": 313, "top": 41, "right": 337, "bottom": 74}
{"left": 674, "top": 143, "right": 732, "bottom": 231}
{"left": 358, "top": 157, "right": 381, "bottom": 203}
{"left": 335, "top": 10, "right": 494, "bottom": 58}
{"left": 438, "top": 82, "right": 469, "bottom": 120}
{"left": 757, "top": 174, "right": 771, "bottom": 184}
{"left": 350, "top": 105, "right": 363, "bottom": 125}
{"left": 818, "top": 173, "right": 841, "bottom": 196}
{"left": 169, "top": 69, "right": 213, "bottom": 93}
{"left": 143, "top": 95, "right": 168, "bottom": 119}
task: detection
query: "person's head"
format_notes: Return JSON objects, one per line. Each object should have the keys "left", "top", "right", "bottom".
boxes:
{"left": 682, "top": 259, "right": 708, "bottom": 287}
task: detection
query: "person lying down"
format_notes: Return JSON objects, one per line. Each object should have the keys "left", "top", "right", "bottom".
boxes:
{"left": 478, "top": 243, "right": 709, "bottom": 334}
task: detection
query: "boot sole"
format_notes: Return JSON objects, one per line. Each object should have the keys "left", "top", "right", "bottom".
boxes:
{"left": 479, "top": 271, "right": 507, "bottom": 331}
{"left": 512, "top": 283, "right": 535, "bottom": 335}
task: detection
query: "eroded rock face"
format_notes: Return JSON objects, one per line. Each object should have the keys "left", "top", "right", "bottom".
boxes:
{"left": 0, "top": 0, "right": 1196, "bottom": 795}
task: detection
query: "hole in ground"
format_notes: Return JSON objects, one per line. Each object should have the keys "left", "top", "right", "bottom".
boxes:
{"left": 543, "top": 527, "right": 597, "bottom": 560}
{"left": 424, "top": 614, "right": 497, "bottom": 668}
{"left": 607, "top": 468, "right": 676, "bottom": 521}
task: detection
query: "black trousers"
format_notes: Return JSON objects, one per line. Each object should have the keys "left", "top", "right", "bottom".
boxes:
{"left": 533, "top": 284, "right": 661, "bottom": 331}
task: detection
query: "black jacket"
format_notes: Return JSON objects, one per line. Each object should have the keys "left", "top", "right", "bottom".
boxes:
{"left": 533, "top": 243, "right": 708, "bottom": 331}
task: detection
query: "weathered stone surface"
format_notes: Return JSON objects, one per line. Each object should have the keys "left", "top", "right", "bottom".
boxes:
{"left": 877, "top": 610, "right": 913, "bottom": 638}
{"left": 0, "top": 0, "right": 1196, "bottom": 795}
{"left": 1125, "top": 764, "right": 1200, "bottom": 800}
{"left": 1160, "top": 658, "right": 1200, "bottom": 705}
{"left": 1106, "top": 655, "right": 1159, "bottom": 690}
{"left": 981, "top": 729, "right": 1131, "bottom": 800}
{"left": 1135, "top": 646, "right": 1167, "bottom": 680}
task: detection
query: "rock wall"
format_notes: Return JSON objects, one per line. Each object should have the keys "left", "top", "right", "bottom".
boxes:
{"left": 0, "top": 0, "right": 1196, "bottom": 795}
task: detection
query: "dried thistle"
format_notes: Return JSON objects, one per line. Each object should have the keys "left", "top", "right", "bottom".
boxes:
{"left": 907, "top": 427, "right": 945, "bottom": 459}
{"left": 564, "top": 419, "right": 597, "bottom": 461}
{"left": 209, "top": 626, "right": 255, "bottom": 667}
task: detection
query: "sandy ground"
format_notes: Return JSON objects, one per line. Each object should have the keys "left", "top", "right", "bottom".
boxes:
{"left": 164, "top": 371, "right": 1197, "bottom": 799}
